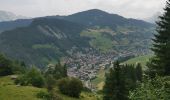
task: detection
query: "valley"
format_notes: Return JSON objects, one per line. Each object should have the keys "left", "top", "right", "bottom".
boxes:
{"left": 0, "top": 9, "right": 155, "bottom": 68}
{"left": 65, "top": 47, "right": 151, "bottom": 90}
{"left": 0, "top": 8, "right": 162, "bottom": 100}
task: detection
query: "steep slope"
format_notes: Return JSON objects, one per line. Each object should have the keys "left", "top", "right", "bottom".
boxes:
{"left": 0, "top": 18, "right": 89, "bottom": 68}
{"left": 0, "top": 19, "right": 32, "bottom": 33}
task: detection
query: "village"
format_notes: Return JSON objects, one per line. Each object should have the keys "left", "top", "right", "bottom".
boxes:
{"left": 64, "top": 47, "right": 147, "bottom": 90}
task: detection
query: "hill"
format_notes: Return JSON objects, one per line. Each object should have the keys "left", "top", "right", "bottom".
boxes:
{"left": 0, "top": 18, "right": 89, "bottom": 68}
{"left": 0, "top": 75, "right": 46, "bottom": 100}
{"left": 0, "top": 19, "right": 32, "bottom": 33}
{"left": 56, "top": 9, "right": 154, "bottom": 28}
{"left": 0, "top": 9, "right": 155, "bottom": 67}
{"left": 122, "top": 54, "right": 153, "bottom": 69}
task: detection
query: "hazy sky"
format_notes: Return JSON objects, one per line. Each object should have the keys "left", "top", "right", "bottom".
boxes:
{"left": 0, "top": 0, "right": 167, "bottom": 19}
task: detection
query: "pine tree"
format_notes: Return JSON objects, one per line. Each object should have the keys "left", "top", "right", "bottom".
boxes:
{"left": 123, "top": 64, "right": 137, "bottom": 90}
{"left": 135, "top": 63, "right": 143, "bottom": 81}
{"left": 63, "top": 64, "right": 68, "bottom": 77}
{"left": 45, "top": 75, "right": 56, "bottom": 91}
{"left": 103, "top": 61, "right": 129, "bottom": 100}
{"left": 149, "top": 0, "right": 170, "bottom": 76}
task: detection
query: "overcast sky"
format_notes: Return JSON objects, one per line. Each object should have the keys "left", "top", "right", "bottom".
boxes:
{"left": 0, "top": 0, "right": 167, "bottom": 19}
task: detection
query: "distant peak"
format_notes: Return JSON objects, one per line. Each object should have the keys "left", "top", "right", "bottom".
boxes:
{"left": 83, "top": 9, "right": 109, "bottom": 14}
{"left": 69, "top": 9, "right": 110, "bottom": 17}
{"left": 86, "top": 9, "right": 105, "bottom": 12}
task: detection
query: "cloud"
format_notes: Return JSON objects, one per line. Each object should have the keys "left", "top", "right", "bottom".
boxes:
{"left": 0, "top": 0, "right": 167, "bottom": 19}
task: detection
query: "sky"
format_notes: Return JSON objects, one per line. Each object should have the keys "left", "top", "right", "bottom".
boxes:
{"left": 0, "top": 0, "right": 167, "bottom": 19}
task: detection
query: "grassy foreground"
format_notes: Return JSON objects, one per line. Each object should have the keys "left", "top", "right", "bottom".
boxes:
{"left": 0, "top": 76, "right": 45, "bottom": 100}
{"left": 0, "top": 75, "right": 100, "bottom": 100}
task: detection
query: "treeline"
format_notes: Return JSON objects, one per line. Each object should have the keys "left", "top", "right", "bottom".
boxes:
{"left": 103, "top": 60, "right": 170, "bottom": 100}
{"left": 103, "top": 62, "right": 142, "bottom": 100}
{"left": 0, "top": 54, "right": 26, "bottom": 76}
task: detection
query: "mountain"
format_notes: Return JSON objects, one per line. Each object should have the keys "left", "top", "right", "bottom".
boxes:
{"left": 0, "top": 19, "right": 32, "bottom": 33}
{"left": 50, "top": 9, "right": 154, "bottom": 28}
{"left": 0, "top": 10, "right": 26, "bottom": 22}
{"left": 0, "top": 9, "right": 155, "bottom": 68}
{"left": 0, "top": 18, "right": 89, "bottom": 67}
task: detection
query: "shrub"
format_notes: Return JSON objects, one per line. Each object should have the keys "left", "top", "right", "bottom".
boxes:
{"left": 36, "top": 91, "right": 51, "bottom": 100}
{"left": 16, "top": 67, "right": 45, "bottom": 87}
{"left": 57, "top": 77, "right": 83, "bottom": 98}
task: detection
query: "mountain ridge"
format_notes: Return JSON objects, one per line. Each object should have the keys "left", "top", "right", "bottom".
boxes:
{"left": 0, "top": 9, "right": 155, "bottom": 67}
{"left": 0, "top": 9, "right": 154, "bottom": 33}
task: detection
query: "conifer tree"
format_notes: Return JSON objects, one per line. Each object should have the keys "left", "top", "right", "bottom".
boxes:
{"left": 149, "top": 0, "right": 170, "bottom": 76}
{"left": 123, "top": 64, "right": 137, "bottom": 90}
{"left": 103, "top": 61, "right": 128, "bottom": 100}
{"left": 135, "top": 63, "right": 143, "bottom": 81}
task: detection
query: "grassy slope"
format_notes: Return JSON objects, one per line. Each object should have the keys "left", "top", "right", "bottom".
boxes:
{"left": 0, "top": 75, "right": 100, "bottom": 100}
{"left": 122, "top": 54, "right": 153, "bottom": 70}
{"left": 0, "top": 76, "right": 45, "bottom": 100}
{"left": 56, "top": 91, "right": 101, "bottom": 100}
{"left": 80, "top": 29, "right": 113, "bottom": 53}
{"left": 92, "top": 68, "right": 106, "bottom": 90}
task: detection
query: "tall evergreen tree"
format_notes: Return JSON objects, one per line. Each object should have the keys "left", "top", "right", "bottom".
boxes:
{"left": 63, "top": 64, "right": 68, "bottom": 77}
{"left": 103, "top": 61, "right": 128, "bottom": 100}
{"left": 149, "top": 0, "right": 170, "bottom": 76}
{"left": 135, "top": 63, "right": 143, "bottom": 82}
{"left": 0, "top": 54, "right": 13, "bottom": 76}
{"left": 123, "top": 64, "right": 137, "bottom": 90}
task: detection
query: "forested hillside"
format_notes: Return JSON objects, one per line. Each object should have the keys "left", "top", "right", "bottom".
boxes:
{"left": 0, "top": 9, "right": 155, "bottom": 67}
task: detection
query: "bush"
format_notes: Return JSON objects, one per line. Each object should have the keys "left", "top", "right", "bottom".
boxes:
{"left": 36, "top": 91, "right": 51, "bottom": 100}
{"left": 15, "top": 75, "right": 28, "bottom": 86}
{"left": 57, "top": 77, "right": 83, "bottom": 98}
{"left": 16, "top": 67, "right": 45, "bottom": 87}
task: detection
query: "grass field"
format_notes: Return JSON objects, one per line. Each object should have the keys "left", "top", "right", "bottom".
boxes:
{"left": 0, "top": 76, "right": 45, "bottom": 100}
{"left": 122, "top": 54, "right": 153, "bottom": 70}
{"left": 80, "top": 29, "right": 113, "bottom": 53}
{"left": 0, "top": 75, "right": 101, "bottom": 100}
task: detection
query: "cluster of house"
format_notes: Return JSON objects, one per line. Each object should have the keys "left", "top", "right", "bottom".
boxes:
{"left": 65, "top": 49, "right": 116, "bottom": 89}
{"left": 65, "top": 47, "right": 149, "bottom": 90}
